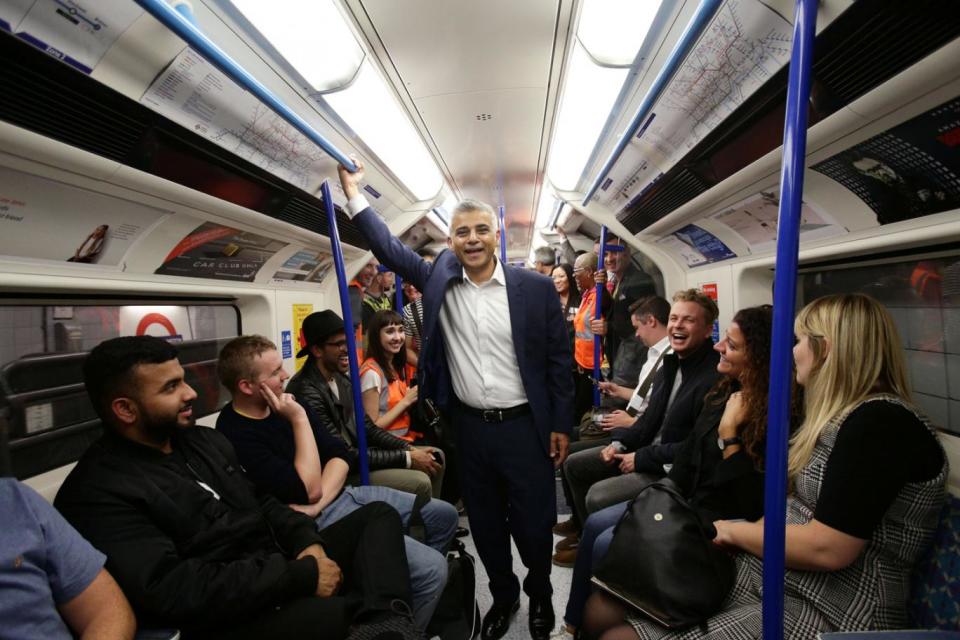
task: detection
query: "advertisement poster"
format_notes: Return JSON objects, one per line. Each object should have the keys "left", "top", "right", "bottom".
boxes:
{"left": 658, "top": 224, "right": 736, "bottom": 268}
{"left": 701, "top": 282, "right": 720, "bottom": 344}
{"left": 155, "top": 222, "right": 288, "bottom": 282}
{"left": 0, "top": 167, "right": 168, "bottom": 266}
{"left": 812, "top": 97, "right": 960, "bottom": 225}
{"left": 1, "top": 0, "right": 142, "bottom": 74}
{"left": 271, "top": 249, "right": 335, "bottom": 284}
{"left": 711, "top": 192, "right": 845, "bottom": 252}
{"left": 292, "top": 303, "right": 314, "bottom": 371}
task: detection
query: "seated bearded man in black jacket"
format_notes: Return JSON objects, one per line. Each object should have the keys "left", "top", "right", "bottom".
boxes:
{"left": 287, "top": 310, "right": 444, "bottom": 500}
{"left": 55, "top": 336, "right": 420, "bottom": 640}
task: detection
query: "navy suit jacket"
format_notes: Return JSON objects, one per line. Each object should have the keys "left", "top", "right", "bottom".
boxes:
{"left": 352, "top": 207, "right": 574, "bottom": 454}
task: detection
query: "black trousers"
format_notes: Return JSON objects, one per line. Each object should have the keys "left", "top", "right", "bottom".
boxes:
{"left": 558, "top": 437, "right": 610, "bottom": 529}
{"left": 200, "top": 502, "right": 411, "bottom": 640}
{"left": 454, "top": 407, "right": 556, "bottom": 606}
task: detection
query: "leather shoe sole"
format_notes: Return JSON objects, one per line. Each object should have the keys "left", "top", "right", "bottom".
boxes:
{"left": 552, "top": 518, "right": 579, "bottom": 537}
{"left": 555, "top": 534, "right": 579, "bottom": 551}
{"left": 481, "top": 600, "right": 520, "bottom": 640}
{"left": 552, "top": 547, "right": 577, "bottom": 568}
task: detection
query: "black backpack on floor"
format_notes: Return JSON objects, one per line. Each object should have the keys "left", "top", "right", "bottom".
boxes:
{"left": 426, "top": 538, "right": 481, "bottom": 639}
{"left": 409, "top": 496, "right": 480, "bottom": 639}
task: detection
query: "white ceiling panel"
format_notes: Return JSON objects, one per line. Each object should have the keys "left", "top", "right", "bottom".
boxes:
{"left": 352, "top": 0, "right": 566, "bottom": 257}
{"left": 358, "top": 0, "right": 560, "bottom": 98}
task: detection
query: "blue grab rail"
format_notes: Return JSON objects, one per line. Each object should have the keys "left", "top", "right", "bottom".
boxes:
{"left": 395, "top": 273, "right": 404, "bottom": 313}
{"left": 582, "top": 0, "right": 722, "bottom": 205}
{"left": 593, "top": 225, "right": 608, "bottom": 407}
{"left": 321, "top": 180, "right": 370, "bottom": 485}
{"left": 133, "top": 0, "right": 358, "bottom": 173}
{"left": 762, "top": 0, "right": 818, "bottom": 638}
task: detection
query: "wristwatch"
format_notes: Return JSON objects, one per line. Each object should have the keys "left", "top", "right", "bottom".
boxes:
{"left": 717, "top": 436, "right": 742, "bottom": 451}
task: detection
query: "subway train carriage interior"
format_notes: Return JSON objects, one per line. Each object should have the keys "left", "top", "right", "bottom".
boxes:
{"left": 1, "top": 0, "right": 959, "bottom": 639}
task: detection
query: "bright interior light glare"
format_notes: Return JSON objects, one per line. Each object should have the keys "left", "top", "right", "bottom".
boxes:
{"left": 547, "top": 42, "right": 628, "bottom": 191}
{"left": 231, "top": 0, "right": 364, "bottom": 92}
{"left": 325, "top": 61, "right": 443, "bottom": 201}
{"left": 577, "top": 0, "right": 662, "bottom": 66}
{"left": 534, "top": 190, "right": 560, "bottom": 229}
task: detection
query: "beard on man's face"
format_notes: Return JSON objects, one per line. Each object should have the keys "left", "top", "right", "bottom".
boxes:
{"left": 140, "top": 403, "right": 194, "bottom": 445}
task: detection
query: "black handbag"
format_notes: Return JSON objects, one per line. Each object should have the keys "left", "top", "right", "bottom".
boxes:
{"left": 591, "top": 477, "right": 735, "bottom": 629}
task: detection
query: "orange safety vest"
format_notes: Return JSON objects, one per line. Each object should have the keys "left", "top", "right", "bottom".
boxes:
{"left": 359, "top": 359, "right": 420, "bottom": 441}
{"left": 574, "top": 288, "right": 601, "bottom": 369}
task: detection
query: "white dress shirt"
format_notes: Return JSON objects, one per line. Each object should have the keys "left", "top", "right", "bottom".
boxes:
{"left": 626, "top": 336, "right": 671, "bottom": 416}
{"left": 347, "top": 194, "right": 527, "bottom": 409}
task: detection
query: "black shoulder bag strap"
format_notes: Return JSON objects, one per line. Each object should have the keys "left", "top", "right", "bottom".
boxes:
{"left": 629, "top": 349, "right": 669, "bottom": 416}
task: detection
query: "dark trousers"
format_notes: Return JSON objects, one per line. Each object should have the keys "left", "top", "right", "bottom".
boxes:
{"left": 558, "top": 438, "right": 610, "bottom": 529}
{"left": 201, "top": 502, "right": 411, "bottom": 640}
{"left": 454, "top": 407, "right": 556, "bottom": 606}
{"left": 572, "top": 369, "right": 596, "bottom": 437}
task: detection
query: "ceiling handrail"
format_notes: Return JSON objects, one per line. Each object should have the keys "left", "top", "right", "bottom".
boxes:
{"left": 134, "top": 0, "right": 359, "bottom": 173}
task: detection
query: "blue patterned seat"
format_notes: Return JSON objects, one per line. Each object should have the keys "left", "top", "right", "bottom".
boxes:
{"left": 908, "top": 493, "right": 960, "bottom": 630}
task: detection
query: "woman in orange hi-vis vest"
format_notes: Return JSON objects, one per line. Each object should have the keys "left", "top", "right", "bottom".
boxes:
{"left": 360, "top": 309, "right": 421, "bottom": 442}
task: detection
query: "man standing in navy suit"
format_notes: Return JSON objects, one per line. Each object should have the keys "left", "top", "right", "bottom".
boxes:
{"left": 339, "top": 160, "right": 573, "bottom": 640}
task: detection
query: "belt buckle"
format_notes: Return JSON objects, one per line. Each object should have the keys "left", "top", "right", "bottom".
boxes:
{"left": 482, "top": 409, "right": 502, "bottom": 422}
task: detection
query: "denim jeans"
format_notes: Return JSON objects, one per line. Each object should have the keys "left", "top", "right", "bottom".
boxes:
{"left": 563, "top": 501, "right": 627, "bottom": 628}
{"left": 316, "top": 484, "right": 458, "bottom": 629}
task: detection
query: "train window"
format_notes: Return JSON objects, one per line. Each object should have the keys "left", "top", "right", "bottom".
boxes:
{"left": 0, "top": 302, "right": 240, "bottom": 479}
{"left": 798, "top": 253, "right": 960, "bottom": 435}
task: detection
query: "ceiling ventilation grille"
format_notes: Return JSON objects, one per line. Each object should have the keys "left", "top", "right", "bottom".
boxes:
{"left": 475, "top": 113, "right": 493, "bottom": 121}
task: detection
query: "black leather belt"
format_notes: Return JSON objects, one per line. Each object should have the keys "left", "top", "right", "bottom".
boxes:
{"left": 459, "top": 403, "right": 531, "bottom": 423}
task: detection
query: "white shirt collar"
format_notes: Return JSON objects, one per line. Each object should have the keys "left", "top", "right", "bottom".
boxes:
{"left": 462, "top": 256, "right": 506, "bottom": 288}
{"left": 649, "top": 335, "right": 671, "bottom": 356}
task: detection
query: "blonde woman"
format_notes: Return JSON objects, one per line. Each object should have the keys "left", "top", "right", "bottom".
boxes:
{"left": 604, "top": 294, "right": 946, "bottom": 640}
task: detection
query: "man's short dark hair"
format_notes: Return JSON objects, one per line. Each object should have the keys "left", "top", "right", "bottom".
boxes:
{"left": 629, "top": 295, "right": 670, "bottom": 326}
{"left": 83, "top": 336, "right": 179, "bottom": 425}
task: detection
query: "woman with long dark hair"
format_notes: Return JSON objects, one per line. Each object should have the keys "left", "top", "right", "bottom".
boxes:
{"left": 361, "top": 309, "right": 419, "bottom": 441}
{"left": 562, "top": 305, "right": 777, "bottom": 639}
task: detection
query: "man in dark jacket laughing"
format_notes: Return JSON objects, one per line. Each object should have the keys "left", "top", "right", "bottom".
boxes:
{"left": 55, "top": 336, "right": 419, "bottom": 640}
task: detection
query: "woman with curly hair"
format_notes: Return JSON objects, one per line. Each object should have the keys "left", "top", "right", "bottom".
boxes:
{"left": 559, "top": 305, "right": 779, "bottom": 638}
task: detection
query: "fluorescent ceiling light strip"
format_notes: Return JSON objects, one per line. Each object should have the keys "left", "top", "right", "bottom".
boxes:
{"left": 325, "top": 61, "right": 443, "bottom": 201}
{"left": 231, "top": 0, "right": 363, "bottom": 92}
{"left": 577, "top": 0, "right": 663, "bottom": 66}
{"left": 547, "top": 42, "right": 629, "bottom": 191}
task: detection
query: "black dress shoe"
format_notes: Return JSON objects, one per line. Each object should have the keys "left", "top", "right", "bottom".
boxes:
{"left": 528, "top": 597, "right": 555, "bottom": 640}
{"left": 481, "top": 600, "right": 519, "bottom": 640}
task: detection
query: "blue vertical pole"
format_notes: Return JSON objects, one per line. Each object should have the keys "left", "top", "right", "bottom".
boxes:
{"left": 593, "top": 226, "right": 608, "bottom": 408}
{"left": 321, "top": 180, "right": 370, "bottom": 485}
{"left": 395, "top": 273, "right": 404, "bottom": 311}
{"left": 499, "top": 206, "right": 507, "bottom": 263}
{"left": 763, "top": 1, "right": 817, "bottom": 639}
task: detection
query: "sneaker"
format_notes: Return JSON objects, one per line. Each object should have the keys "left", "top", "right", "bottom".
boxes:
{"left": 549, "top": 623, "right": 577, "bottom": 639}
{"left": 552, "top": 547, "right": 578, "bottom": 568}
{"left": 552, "top": 518, "right": 579, "bottom": 537}
{"left": 555, "top": 534, "right": 579, "bottom": 551}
